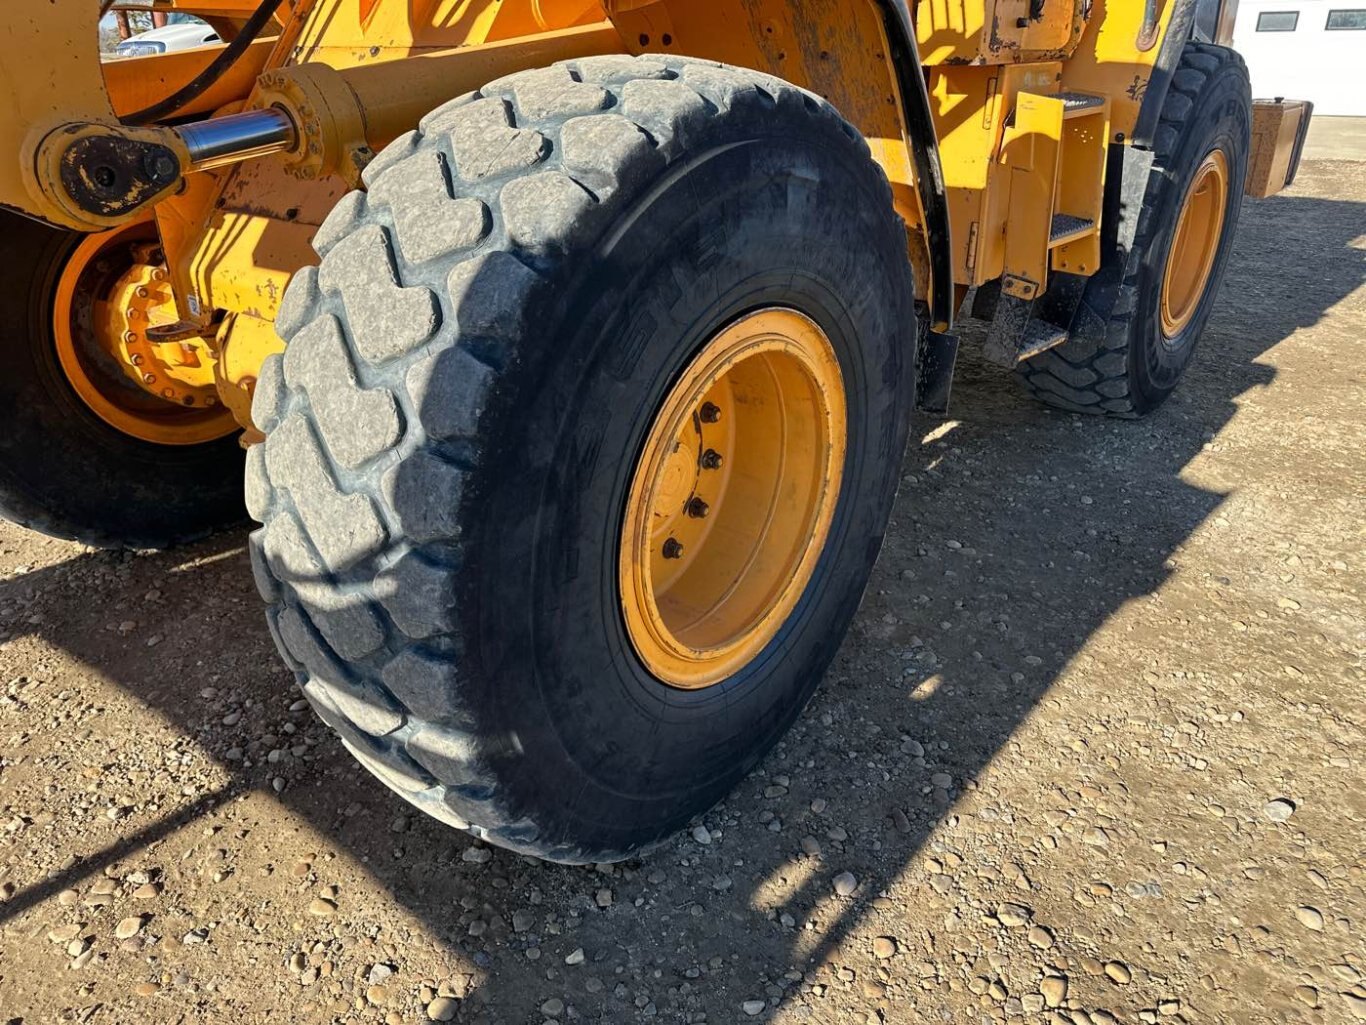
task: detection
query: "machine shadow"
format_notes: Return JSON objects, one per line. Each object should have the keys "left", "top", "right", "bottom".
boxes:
{"left": 0, "top": 185, "right": 1360, "bottom": 1022}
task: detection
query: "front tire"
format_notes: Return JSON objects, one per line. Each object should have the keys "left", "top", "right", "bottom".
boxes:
{"left": 1021, "top": 43, "right": 1252, "bottom": 416}
{"left": 248, "top": 56, "right": 916, "bottom": 862}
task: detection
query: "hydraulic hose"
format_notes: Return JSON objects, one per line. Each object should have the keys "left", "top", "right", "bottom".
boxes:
{"left": 121, "top": 0, "right": 287, "bottom": 126}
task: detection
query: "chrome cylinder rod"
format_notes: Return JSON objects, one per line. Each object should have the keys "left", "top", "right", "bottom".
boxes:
{"left": 177, "top": 107, "right": 297, "bottom": 173}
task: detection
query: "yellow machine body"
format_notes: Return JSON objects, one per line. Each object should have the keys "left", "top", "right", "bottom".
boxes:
{"left": 0, "top": 0, "right": 1305, "bottom": 438}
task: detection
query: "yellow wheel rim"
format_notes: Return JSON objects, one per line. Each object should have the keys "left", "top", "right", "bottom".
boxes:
{"left": 619, "top": 308, "right": 847, "bottom": 690}
{"left": 52, "top": 224, "right": 236, "bottom": 446}
{"left": 1160, "top": 149, "right": 1229, "bottom": 338}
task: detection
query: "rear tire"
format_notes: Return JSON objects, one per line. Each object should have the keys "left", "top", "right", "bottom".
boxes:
{"left": 0, "top": 212, "right": 245, "bottom": 548}
{"left": 248, "top": 56, "right": 916, "bottom": 862}
{"left": 1021, "top": 43, "right": 1252, "bottom": 416}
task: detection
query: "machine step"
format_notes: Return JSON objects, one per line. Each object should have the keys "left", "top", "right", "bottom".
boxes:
{"left": 1016, "top": 320, "right": 1070, "bottom": 361}
{"left": 1059, "top": 92, "right": 1107, "bottom": 117}
{"left": 1049, "top": 213, "right": 1095, "bottom": 247}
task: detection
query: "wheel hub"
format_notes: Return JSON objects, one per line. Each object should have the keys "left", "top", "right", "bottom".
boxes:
{"left": 1160, "top": 149, "right": 1230, "bottom": 339}
{"left": 53, "top": 224, "right": 236, "bottom": 445}
{"left": 619, "top": 308, "right": 846, "bottom": 690}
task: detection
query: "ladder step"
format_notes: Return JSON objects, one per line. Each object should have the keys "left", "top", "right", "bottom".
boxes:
{"left": 1018, "top": 320, "right": 1069, "bottom": 360}
{"left": 1059, "top": 92, "right": 1106, "bottom": 117}
{"left": 1049, "top": 213, "right": 1095, "bottom": 247}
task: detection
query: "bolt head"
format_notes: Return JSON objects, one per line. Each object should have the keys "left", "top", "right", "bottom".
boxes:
{"left": 699, "top": 402, "right": 721, "bottom": 424}
{"left": 129, "top": 353, "right": 144, "bottom": 365}
{"left": 686, "top": 497, "right": 710, "bottom": 519}
{"left": 142, "top": 373, "right": 156, "bottom": 384}
{"left": 701, "top": 449, "right": 724, "bottom": 470}
{"left": 662, "top": 538, "right": 684, "bottom": 560}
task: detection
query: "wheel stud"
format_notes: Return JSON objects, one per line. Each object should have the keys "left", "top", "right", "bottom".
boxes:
{"left": 686, "top": 497, "right": 709, "bottom": 519}
{"left": 699, "top": 402, "right": 721, "bottom": 423}
{"left": 701, "top": 448, "right": 723, "bottom": 470}
{"left": 662, "top": 537, "right": 684, "bottom": 559}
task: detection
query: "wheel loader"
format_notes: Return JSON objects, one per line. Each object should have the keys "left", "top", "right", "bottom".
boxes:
{"left": 0, "top": 0, "right": 1310, "bottom": 862}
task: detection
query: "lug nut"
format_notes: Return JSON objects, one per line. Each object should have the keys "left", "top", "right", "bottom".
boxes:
{"left": 699, "top": 402, "right": 721, "bottom": 423}
{"left": 129, "top": 353, "right": 144, "bottom": 365}
{"left": 142, "top": 373, "right": 156, "bottom": 384}
{"left": 135, "top": 286, "right": 150, "bottom": 299}
{"left": 686, "top": 497, "right": 709, "bottom": 519}
{"left": 701, "top": 448, "right": 723, "bottom": 470}
{"left": 662, "top": 538, "right": 684, "bottom": 559}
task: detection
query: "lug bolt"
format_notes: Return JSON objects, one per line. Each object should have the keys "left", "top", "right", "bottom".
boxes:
{"left": 151, "top": 269, "right": 167, "bottom": 282}
{"left": 126, "top": 308, "right": 139, "bottom": 321}
{"left": 662, "top": 537, "right": 684, "bottom": 559}
{"left": 182, "top": 396, "right": 195, "bottom": 406}
{"left": 686, "top": 497, "right": 709, "bottom": 519}
{"left": 142, "top": 373, "right": 156, "bottom": 384}
{"left": 699, "top": 402, "right": 721, "bottom": 423}
{"left": 123, "top": 331, "right": 137, "bottom": 344}
{"left": 129, "top": 353, "right": 144, "bottom": 365}
{"left": 701, "top": 448, "right": 723, "bottom": 470}
{"left": 161, "top": 388, "right": 174, "bottom": 398}
{"left": 135, "top": 286, "right": 150, "bottom": 299}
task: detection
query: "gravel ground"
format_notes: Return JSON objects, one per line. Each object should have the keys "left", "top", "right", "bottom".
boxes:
{"left": 0, "top": 160, "right": 1362, "bottom": 1025}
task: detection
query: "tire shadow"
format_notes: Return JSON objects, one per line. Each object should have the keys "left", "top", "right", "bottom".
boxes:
{"left": 0, "top": 177, "right": 1361, "bottom": 1022}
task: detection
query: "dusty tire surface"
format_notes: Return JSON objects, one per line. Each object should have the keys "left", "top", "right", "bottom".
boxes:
{"left": 1021, "top": 43, "right": 1252, "bottom": 416}
{"left": 248, "top": 56, "right": 917, "bottom": 862}
{"left": 0, "top": 211, "right": 245, "bottom": 549}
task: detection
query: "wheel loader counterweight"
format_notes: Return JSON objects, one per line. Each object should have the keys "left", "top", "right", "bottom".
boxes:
{"left": 0, "top": 0, "right": 1311, "bottom": 860}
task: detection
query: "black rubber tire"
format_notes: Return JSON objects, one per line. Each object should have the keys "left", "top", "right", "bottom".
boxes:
{"left": 247, "top": 56, "right": 916, "bottom": 863}
{"left": 0, "top": 211, "right": 245, "bottom": 549}
{"left": 1020, "top": 43, "right": 1252, "bottom": 416}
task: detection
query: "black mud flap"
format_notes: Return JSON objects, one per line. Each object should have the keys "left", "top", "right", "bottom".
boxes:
{"left": 915, "top": 328, "right": 958, "bottom": 414}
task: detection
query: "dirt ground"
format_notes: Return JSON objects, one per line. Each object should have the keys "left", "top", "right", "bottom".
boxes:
{"left": 1, "top": 159, "right": 1362, "bottom": 1025}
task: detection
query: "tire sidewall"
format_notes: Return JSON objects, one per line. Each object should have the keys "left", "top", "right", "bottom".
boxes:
{"left": 466, "top": 127, "right": 915, "bottom": 852}
{"left": 1130, "top": 63, "right": 1250, "bottom": 411}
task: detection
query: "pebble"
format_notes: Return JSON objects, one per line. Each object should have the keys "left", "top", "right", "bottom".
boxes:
{"left": 540, "top": 997, "right": 564, "bottom": 1017}
{"left": 801, "top": 836, "right": 822, "bottom": 857}
{"left": 1104, "top": 961, "right": 1132, "bottom": 985}
{"left": 995, "top": 902, "right": 1032, "bottom": 927}
{"left": 1040, "top": 975, "right": 1068, "bottom": 1009}
{"left": 691, "top": 825, "right": 712, "bottom": 845}
{"left": 1294, "top": 905, "right": 1324, "bottom": 931}
{"left": 1263, "top": 798, "right": 1296, "bottom": 822}
{"left": 307, "top": 897, "right": 337, "bottom": 917}
{"left": 1028, "top": 925, "right": 1054, "bottom": 949}
{"left": 134, "top": 982, "right": 159, "bottom": 997}
{"left": 114, "top": 916, "right": 144, "bottom": 940}
{"left": 426, "top": 996, "right": 458, "bottom": 1021}
{"left": 462, "top": 847, "right": 492, "bottom": 864}
{"left": 742, "top": 1000, "right": 766, "bottom": 1016}
{"left": 1293, "top": 986, "right": 1319, "bottom": 1008}
{"left": 564, "top": 948, "right": 585, "bottom": 965}
{"left": 133, "top": 882, "right": 161, "bottom": 899}
{"left": 833, "top": 872, "right": 858, "bottom": 897}
{"left": 873, "top": 936, "right": 898, "bottom": 959}
{"left": 48, "top": 924, "right": 81, "bottom": 944}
